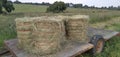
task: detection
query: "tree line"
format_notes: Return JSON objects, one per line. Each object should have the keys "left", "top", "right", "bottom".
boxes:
{"left": 14, "top": 0, "right": 51, "bottom": 6}
{"left": 0, "top": 0, "right": 120, "bottom": 14}
{"left": 14, "top": 0, "right": 120, "bottom": 10}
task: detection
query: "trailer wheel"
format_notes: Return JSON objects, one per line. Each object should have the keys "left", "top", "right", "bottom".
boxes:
{"left": 90, "top": 35, "right": 105, "bottom": 55}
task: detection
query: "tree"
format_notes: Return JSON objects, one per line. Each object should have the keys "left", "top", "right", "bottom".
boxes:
{"left": 73, "top": 4, "right": 83, "bottom": 8}
{"left": 101, "top": 6, "right": 107, "bottom": 9}
{"left": 84, "top": 5, "right": 89, "bottom": 8}
{"left": 108, "top": 6, "right": 114, "bottom": 10}
{"left": 0, "top": 0, "right": 2, "bottom": 13}
{"left": 90, "top": 6, "right": 95, "bottom": 8}
{"left": 47, "top": 1, "right": 67, "bottom": 13}
{"left": 14, "top": 0, "right": 21, "bottom": 4}
{"left": 0, "top": 0, "right": 15, "bottom": 14}
{"left": 118, "top": 6, "right": 120, "bottom": 10}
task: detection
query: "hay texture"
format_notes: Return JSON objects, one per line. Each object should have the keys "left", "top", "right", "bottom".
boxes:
{"left": 15, "top": 17, "right": 66, "bottom": 56}
{"left": 65, "top": 15, "right": 89, "bottom": 42}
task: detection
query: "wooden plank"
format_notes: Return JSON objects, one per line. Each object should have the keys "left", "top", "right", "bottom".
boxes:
{"left": 4, "top": 39, "right": 93, "bottom": 57}
{"left": 4, "top": 39, "right": 18, "bottom": 57}
{"left": 104, "top": 32, "right": 119, "bottom": 40}
{"left": 0, "top": 55, "right": 13, "bottom": 57}
{"left": 56, "top": 42, "right": 93, "bottom": 57}
{"left": 116, "top": 32, "right": 120, "bottom": 36}
{"left": 87, "top": 27, "right": 119, "bottom": 41}
{"left": 0, "top": 49, "right": 9, "bottom": 55}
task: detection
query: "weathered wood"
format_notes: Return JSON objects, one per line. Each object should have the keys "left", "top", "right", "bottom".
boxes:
{"left": 0, "top": 55, "right": 13, "bottom": 57}
{"left": 56, "top": 42, "right": 93, "bottom": 57}
{"left": 104, "top": 32, "right": 119, "bottom": 40}
{"left": 4, "top": 39, "right": 93, "bottom": 57}
{"left": 116, "top": 32, "right": 120, "bottom": 36}
{"left": 0, "top": 49, "right": 9, "bottom": 55}
{"left": 4, "top": 39, "right": 18, "bottom": 57}
{"left": 87, "top": 27, "right": 119, "bottom": 41}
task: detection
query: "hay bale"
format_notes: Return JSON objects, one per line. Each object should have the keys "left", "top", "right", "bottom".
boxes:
{"left": 65, "top": 15, "right": 89, "bottom": 42}
{"left": 15, "top": 15, "right": 89, "bottom": 56}
{"left": 15, "top": 17, "right": 66, "bottom": 56}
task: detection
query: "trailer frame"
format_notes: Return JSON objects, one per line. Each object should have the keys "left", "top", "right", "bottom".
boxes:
{"left": 4, "top": 28, "right": 120, "bottom": 57}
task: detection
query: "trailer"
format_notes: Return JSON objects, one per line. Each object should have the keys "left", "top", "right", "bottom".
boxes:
{"left": 4, "top": 27, "right": 120, "bottom": 57}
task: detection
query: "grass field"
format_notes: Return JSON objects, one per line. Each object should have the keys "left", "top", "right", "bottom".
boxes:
{"left": 0, "top": 4, "right": 120, "bottom": 57}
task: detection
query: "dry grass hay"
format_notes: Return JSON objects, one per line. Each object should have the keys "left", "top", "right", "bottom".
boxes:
{"left": 15, "top": 15, "right": 89, "bottom": 56}
{"left": 15, "top": 17, "right": 66, "bottom": 56}
{"left": 65, "top": 15, "right": 89, "bottom": 42}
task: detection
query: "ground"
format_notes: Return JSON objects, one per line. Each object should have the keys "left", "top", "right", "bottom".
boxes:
{"left": 0, "top": 4, "right": 120, "bottom": 57}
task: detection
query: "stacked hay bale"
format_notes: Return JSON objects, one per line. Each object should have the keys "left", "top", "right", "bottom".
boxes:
{"left": 15, "top": 17, "right": 66, "bottom": 56}
{"left": 65, "top": 15, "right": 89, "bottom": 42}
{"left": 15, "top": 17, "right": 34, "bottom": 49}
{"left": 15, "top": 15, "right": 89, "bottom": 56}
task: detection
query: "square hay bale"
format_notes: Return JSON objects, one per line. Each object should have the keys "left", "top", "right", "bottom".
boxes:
{"left": 65, "top": 15, "right": 89, "bottom": 42}
{"left": 15, "top": 17, "right": 66, "bottom": 56}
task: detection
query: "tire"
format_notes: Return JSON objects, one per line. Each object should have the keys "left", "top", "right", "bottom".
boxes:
{"left": 89, "top": 35, "right": 105, "bottom": 55}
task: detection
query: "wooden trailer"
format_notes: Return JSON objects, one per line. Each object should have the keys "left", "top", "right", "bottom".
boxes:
{"left": 4, "top": 27, "right": 120, "bottom": 57}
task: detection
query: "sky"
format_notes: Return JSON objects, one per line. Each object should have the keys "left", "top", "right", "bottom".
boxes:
{"left": 11, "top": 0, "right": 120, "bottom": 7}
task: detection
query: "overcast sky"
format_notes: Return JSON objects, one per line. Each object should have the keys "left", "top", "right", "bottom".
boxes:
{"left": 11, "top": 0, "right": 120, "bottom": 7}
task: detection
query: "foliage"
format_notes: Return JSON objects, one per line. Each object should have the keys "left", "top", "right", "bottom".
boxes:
{"left": 14, "top": 0, "right": 21, "bottom": 4}
{"left": 0, "top": 0, "right": 15, "bottom": 14}
{"left": 73, "top": 4, "right": 83, "bottom": 8}
{"left": 47, "top": 1, "right": 67, "bottom": 13}
{"left": 0, "top": 0, "right": 2, "bottom": 13}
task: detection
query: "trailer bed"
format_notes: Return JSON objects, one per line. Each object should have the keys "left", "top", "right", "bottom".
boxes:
{"left": 4, "top": 28, "right": 119, "bottom": 57}
{"left": 4, "top": 39, "right": 93, "bottom": 57}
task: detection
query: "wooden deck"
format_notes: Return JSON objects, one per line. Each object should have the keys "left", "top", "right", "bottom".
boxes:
{"left": 87, "top": 27, "right": 119, "bottom": 40}
{"left": 4, "top": 39, "right": 93, "bottom": 57}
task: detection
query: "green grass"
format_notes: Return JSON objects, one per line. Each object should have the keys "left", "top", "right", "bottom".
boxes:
{"left": 106, "top": 23, "right": 120, "bottom": 31}
{"left": 0, "top": 14, "right": 22, "bottom": 49}
{"left": 0, "top": 4, "right": 120, "bottom": 57}
{"left": 66, "top": 8, "right": 120, "bottom": 23}
{"left": 13, "top": 4, "right": 48, "bottom": 13}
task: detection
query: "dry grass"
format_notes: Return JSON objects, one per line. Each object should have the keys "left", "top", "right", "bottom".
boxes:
{"left": 15, "top": 16, "right": 66, "bottom": 56}
{"left": 64, "top": 15, "right": 89, "bottom": 42}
